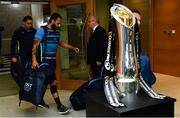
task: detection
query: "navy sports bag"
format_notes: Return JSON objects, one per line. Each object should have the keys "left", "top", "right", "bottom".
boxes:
{"left": 19, "top": 63, "right": 46, "bottom": 107}
{"left": 70, "top": 77, "right": 103, "bottom": 110}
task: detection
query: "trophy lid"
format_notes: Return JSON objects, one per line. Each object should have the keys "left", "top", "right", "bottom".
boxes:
{"left": 110, "top": 3, "right": 136, "bottom": 29}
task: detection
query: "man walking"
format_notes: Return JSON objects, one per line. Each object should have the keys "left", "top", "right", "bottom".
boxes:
{"left": 31, "top": 13, "right": 79, "bottom": 114}
{"left": 11, "top": 16, "right": 36, "bottom": 86}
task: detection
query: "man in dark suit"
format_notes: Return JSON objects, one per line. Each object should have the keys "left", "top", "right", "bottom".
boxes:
{"left": 87, "top": 16, "right": 108, "bottom": 79}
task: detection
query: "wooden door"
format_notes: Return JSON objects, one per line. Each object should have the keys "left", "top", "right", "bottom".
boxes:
{"left": 50, "top": 0, "right": 95, "bottom": 90}
{"left": 153, "top": 0, "right": 180, "bottom": 76}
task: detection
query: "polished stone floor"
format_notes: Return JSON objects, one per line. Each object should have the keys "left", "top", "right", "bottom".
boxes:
{"left": 0, "top": 89, "right": 86, "bottom": 117}
{"left": 0, "top": 73, "right": 179, "bottom": 117}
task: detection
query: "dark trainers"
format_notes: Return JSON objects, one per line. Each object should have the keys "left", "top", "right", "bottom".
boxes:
{"left": 58, "top": 105, "right": 70, "bottom": 115}
{"left": 38, "top": 100, "right": 49, "bottom": 109}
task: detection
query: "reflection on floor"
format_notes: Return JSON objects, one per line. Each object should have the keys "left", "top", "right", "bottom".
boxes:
{"left": 153, "top": 73, "right": 180, "bottom": 117}
{"left": 0, "top": 73, "right": 179, "bottom": 117}
{"left": 0, "top": 74, "right": 18, "bottom": 97}
{"left": 0, "top": 90, "right": 86, "bottom": 117}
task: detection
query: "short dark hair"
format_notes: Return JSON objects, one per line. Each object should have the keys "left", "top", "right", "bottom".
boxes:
{"left": 22, "top": 15, "right": 33, "bottom": 22}
{"left": 49, "top": 12, "right": 62, "bottom": 23}
{"left": 132, "top": 9, "right": 141, "bottom": 15}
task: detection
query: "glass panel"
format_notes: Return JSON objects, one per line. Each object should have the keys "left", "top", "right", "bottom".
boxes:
{"left": 58, "top": 4, "right": 88, "bottom": 80}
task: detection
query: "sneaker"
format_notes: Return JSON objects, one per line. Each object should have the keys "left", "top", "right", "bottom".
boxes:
{"left": 38, "top": 100, "right": 49, "bottom": 109}
{"left": 58, "top": 104, "right": 70, "bottom": 115}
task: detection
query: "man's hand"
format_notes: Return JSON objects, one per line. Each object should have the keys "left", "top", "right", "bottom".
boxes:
{"left": 73, "top": 47, "right": 79, "bottom": 53}
{"left": 31, "top": 60, "right": 39, "bottom": 69}
{"left": 96, "top": 61, "right": 102, "bottom": 66}
{"left": 11, "top": 57, "right": 17, "bottom": 63}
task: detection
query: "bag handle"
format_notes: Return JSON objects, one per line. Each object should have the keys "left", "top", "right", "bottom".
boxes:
{"left": 39, "top": 63, "right": 49, "bottom": 68}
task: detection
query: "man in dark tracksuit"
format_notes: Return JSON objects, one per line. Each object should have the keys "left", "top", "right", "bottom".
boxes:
{"left": 11, "top": 16, "right": 36, "bottom": 87}
{"left": 11, "top": 15, "right": 36, "bottom": 68}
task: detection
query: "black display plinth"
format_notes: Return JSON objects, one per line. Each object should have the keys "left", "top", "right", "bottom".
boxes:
{"left": 85, "top": 90, "right": 176, "bottom": 117}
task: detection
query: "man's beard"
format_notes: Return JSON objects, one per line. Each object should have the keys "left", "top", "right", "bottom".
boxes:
{"left": 51, "top": 24, "right": 59, "bottom": 30}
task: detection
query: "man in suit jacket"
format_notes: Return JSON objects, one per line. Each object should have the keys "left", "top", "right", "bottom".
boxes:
{"left": 87, "top": 16, "right": 108, "bottom": 79}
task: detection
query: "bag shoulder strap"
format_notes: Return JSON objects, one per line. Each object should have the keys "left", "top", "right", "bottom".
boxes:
{"left": 39, "top": 26, "right": 48, "bottom": 62}
{"left": 40, "top": 26, "right": 48, "bottom": 38}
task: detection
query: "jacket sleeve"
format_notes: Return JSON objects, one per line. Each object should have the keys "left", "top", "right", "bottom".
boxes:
{"left": 11, "top": 30, "right": 18, "bottom": 57}
{"left": 96, "top": 27, "right": 108, "bottom": 62}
